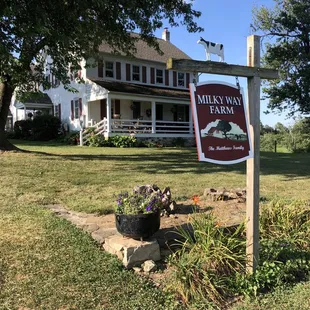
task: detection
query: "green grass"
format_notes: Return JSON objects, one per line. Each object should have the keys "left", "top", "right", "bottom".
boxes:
{"left": 0, "top": 140, "right": 310, "bottom": 309}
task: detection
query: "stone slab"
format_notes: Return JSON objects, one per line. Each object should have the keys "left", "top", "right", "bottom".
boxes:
{"left": 103, "top": 235, "right": 161, "bottom": 269}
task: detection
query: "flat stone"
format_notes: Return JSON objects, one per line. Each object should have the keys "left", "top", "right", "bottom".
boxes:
{"left": 91, "top": 227, "right": 118, "bottom": 244}
{"left": 103, "top": 235, "right": 161, "bottom": 269}
{"left": 81, "top": 223, "right": 99, "bottom": 233}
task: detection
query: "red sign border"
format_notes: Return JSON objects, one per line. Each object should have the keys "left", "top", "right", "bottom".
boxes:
{"left": 190, "top": 80, "right": 253, "bottom": 165}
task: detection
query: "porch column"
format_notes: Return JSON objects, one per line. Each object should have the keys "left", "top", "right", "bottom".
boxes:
{"left": 106, "top": 96, "right": 112, "bottom": 133}
{"left": 189, "top": 104, "right": 193, "bottom": 134}
{"left": 151, "top": 101, "right": 156, "bottom": 133}
{"left": 24, "top": 106, "right": 27, "bottom": 119}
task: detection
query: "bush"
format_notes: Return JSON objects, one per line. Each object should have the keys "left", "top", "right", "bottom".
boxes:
{"left": 14, "top": 119, "right": 33, "bottom": 138}
{"left": 166, "top": 199, "right": 310, "bottom": 308}
{"left": 62, "top": 131, "right": 80, "bottom": 145}
{"left": 168, "top": 213, "right": 246, "bottom": 308}
{"left": 31, "top": 115, "right": 61, "bottom": 140}
{"left": 260, "top": 133, "right": 277, "bottom": 152}
{"left": 87, "top": 135, "right": 111, "bottom": 147}
{"left": 110, "top": 135, "right": 137, "bottom": 147}
{"left": 171, "top": 137, "right": 185, "bottom": 147}
{"left": 284, "top": 133, "right": 310, "bottom": 153}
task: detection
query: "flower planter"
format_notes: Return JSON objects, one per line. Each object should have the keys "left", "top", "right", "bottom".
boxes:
{"left": 115, "top": 211, "right": 160, "bottom": 240}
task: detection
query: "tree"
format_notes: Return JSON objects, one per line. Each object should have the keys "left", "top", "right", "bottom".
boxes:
{"left": 216, "top": 120, "right": 232, "bottom": 138}
{"left": 274, "top": 122, "right": 289, "bottom": 134}
{"left": 252, "top": 0, "right": 310, "bottom": 116}
{"left": 0, "top": 0, "right": 203, "bottom": 151}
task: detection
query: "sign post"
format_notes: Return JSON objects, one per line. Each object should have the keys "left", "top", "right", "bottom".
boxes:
{"left": 167, "top": 35, "right": 279, "bottom": 273}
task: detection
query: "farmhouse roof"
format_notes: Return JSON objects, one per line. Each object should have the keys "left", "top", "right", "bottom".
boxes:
{"left": 98, "top": 33, "right": 191, "bottom": 64}
{"left": 90, "top": 79, "right": 190, "bottom": 100}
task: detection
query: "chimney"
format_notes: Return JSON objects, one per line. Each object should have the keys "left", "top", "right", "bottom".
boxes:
{"left": 162, "top": 27, "right": 170, "bottom": 42}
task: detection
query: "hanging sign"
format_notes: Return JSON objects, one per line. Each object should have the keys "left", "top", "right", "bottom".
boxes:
{"left": 190, "top": 81, "right": 253, "bottom": 164}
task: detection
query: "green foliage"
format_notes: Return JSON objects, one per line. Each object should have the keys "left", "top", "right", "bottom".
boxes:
{"left": 115, "top": 191, "right": 164, "bottom": 215}
{"left": 31, "top": 115, "right": 61, "bottom": 141}
{"left": 1, "top": 0, "right": 203, "bottom": 92}
{"left": 86, "top": 134, "right": 110, "bottom": 147}
{"left": 62, "top": 131, "right": 80, "bottom": 145}
{"left": 168, "top": 214, "right": 247, "bottom": 308}
{"left": 167, "top": 199, "right": 310, "bottom": 308}
{"left": 260, "top": 199, "right": 310, "bottom": 247}
{"left": 110, "top": 135, "right": 137, "bottom": 148}
{"left": 171, "top": 137, "right": 185, "bottom": 147}
{"left": 13, "top": 119, "right": 32, "bottom": 138}
{"left": 252, "top": 0, "right": 310, "bottom": 116}
{"left": 13, "top": 115, "right": 61, "bottom": 141}
{"left": 260, "top": 133, "right": 277, "bottom": 152}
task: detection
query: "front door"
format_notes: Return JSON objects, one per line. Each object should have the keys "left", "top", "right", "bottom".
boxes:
{"left": 100, "top": 99, "right": 107, "bottom": 120}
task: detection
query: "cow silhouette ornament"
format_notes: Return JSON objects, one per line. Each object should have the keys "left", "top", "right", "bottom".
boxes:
{"left": 197, "top": 37, "right": 224, "bottom": 62}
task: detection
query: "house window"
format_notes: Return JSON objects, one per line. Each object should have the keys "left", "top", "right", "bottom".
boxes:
{"left": 132, "top": 65, "right": 140, "bottom": 81}
{"left": 178, "top": 72, "right": 185, "bottom": 87}
{"left": 74, "top": 99, "right": 80, "bottom": 119}
{"left": 105, "top": 61, "right": 114, "bottom": 78}
{"left": 156, "top": 69, "right": 163, "bottom": 84}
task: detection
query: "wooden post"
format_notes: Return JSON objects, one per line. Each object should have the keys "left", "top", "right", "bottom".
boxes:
{"left": 246, "top": 35, "right": 261, "bottom": 273}
{"left": 166, "top": 37, "right": 278, "bottom": 273}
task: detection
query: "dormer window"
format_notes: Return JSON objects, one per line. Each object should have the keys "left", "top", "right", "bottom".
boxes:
{"left": 178, "top": 72, "right": 185, "bottom": 87}
{"left": 132, "top": 65, "right": 140, "bottom": 81}
{"left": 105, "top": 61, "right": 114, "bottom": 78}
{"left": 156, "top": 69, "right": 163, "bottom": 84}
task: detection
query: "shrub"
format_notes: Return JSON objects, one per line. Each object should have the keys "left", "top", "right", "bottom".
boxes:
{"left": 31, "top": 115, "right": 61, "bottom": 140}
{"left": 260, "top": 199, "right": 310, "bottom": 248}
{"left": 14, "top": 119, "right": 32, "bottom": 138}
{"left": 260, "top": 133, "right": 277, "bottom": 152}
{"left": 171, "top": 137, "right": 185, "bottom": 147}
{"left": 63, "top": 131, "right": 80, "bottom": 145}
{"left": 284, "top": 133, "right": 310, "bottom": 153}
{"left": 167, "top": 213, "right": 246, "bottom": 308}
{"left": 110, "top": 135, "right": 137, "bottom": 147}
{"left": 87, "top": 135, "right": 111, "bottom": 147}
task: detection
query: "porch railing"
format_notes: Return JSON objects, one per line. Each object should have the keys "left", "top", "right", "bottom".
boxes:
{"left": 80, "top": 118, "right": 193, "bottom": 146}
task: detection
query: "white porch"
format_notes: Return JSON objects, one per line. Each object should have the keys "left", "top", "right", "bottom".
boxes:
{"left": 81, "top": 79, "right": 194, "bottom": 144}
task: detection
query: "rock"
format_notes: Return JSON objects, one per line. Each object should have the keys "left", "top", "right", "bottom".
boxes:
{"left": 103, "top": 236, "right": 161, "bottom": 269}
{"left": 132, "top": 267, "right": 142, "bottom": 273}
{"left": 142, "top": 260, "right": 157, "bottom": 273}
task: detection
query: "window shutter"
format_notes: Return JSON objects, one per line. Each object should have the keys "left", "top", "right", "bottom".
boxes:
{"left": 126, "top": 63, "right": 131, "bottom": 81}
{"left": 173, "top": 71, "right": 177, "bottom": 87}
{"left": 150, "top": 67, "right": 155, "bottom": 84}
{"left": 71, "top": 100, "right": 74, "bottom": 120}
{"left": 186, "top": 73, "right": 190, "bottom": 88}
{"left": 116, "top": 62, "right": 121, "bottom": 80}
{"left": 98, "top": 60, "right": 103, "bottom": 78}
{"left": 142, "top": 66, "right": 147, "bottom": 83}
{"left": 165, "top": 70, "right": 169, "bottom": 86}
{"left": 58, "top": 103, "right": 61, "bottom": 120}
{"left": 115, "top": 99, "right": 120, "bottom": 114}
{"left": 79, "top": 98, "right": 82, "bottom": 117}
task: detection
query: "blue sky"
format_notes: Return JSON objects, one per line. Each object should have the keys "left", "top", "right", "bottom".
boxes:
{"left": 154, "top": 0, "right": 293, "bottom": 127}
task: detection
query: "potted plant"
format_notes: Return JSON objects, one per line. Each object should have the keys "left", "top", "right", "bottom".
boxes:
{"left": 115, "top": 185, "right": 170, "bottom": 240}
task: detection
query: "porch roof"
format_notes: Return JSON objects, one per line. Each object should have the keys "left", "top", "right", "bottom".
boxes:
{"left": 90, "top": 79, "right": 190, "bottom": 100}
{"left": 14, "top": 93, "right": 53, "bottom": 109}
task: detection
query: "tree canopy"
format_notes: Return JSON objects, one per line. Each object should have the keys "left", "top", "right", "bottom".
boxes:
{"left": 0, "top": 0, "right": 203, "bottom": 149}
{"left": 252, "top": 0, "right": 310, "bottom": 116}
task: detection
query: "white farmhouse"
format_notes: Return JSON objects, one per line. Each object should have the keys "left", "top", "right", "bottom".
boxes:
{"left": 10, "top": 29, "right": 195, "bottom": 143}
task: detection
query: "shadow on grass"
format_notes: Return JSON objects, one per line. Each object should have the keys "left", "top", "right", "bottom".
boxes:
{"left": 11, "top": 140, "right": 310, "bottom": 179}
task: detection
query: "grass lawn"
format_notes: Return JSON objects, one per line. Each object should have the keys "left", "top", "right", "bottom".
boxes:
{"left": 1, "top": 140, "right": 309, "bottom": 309}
